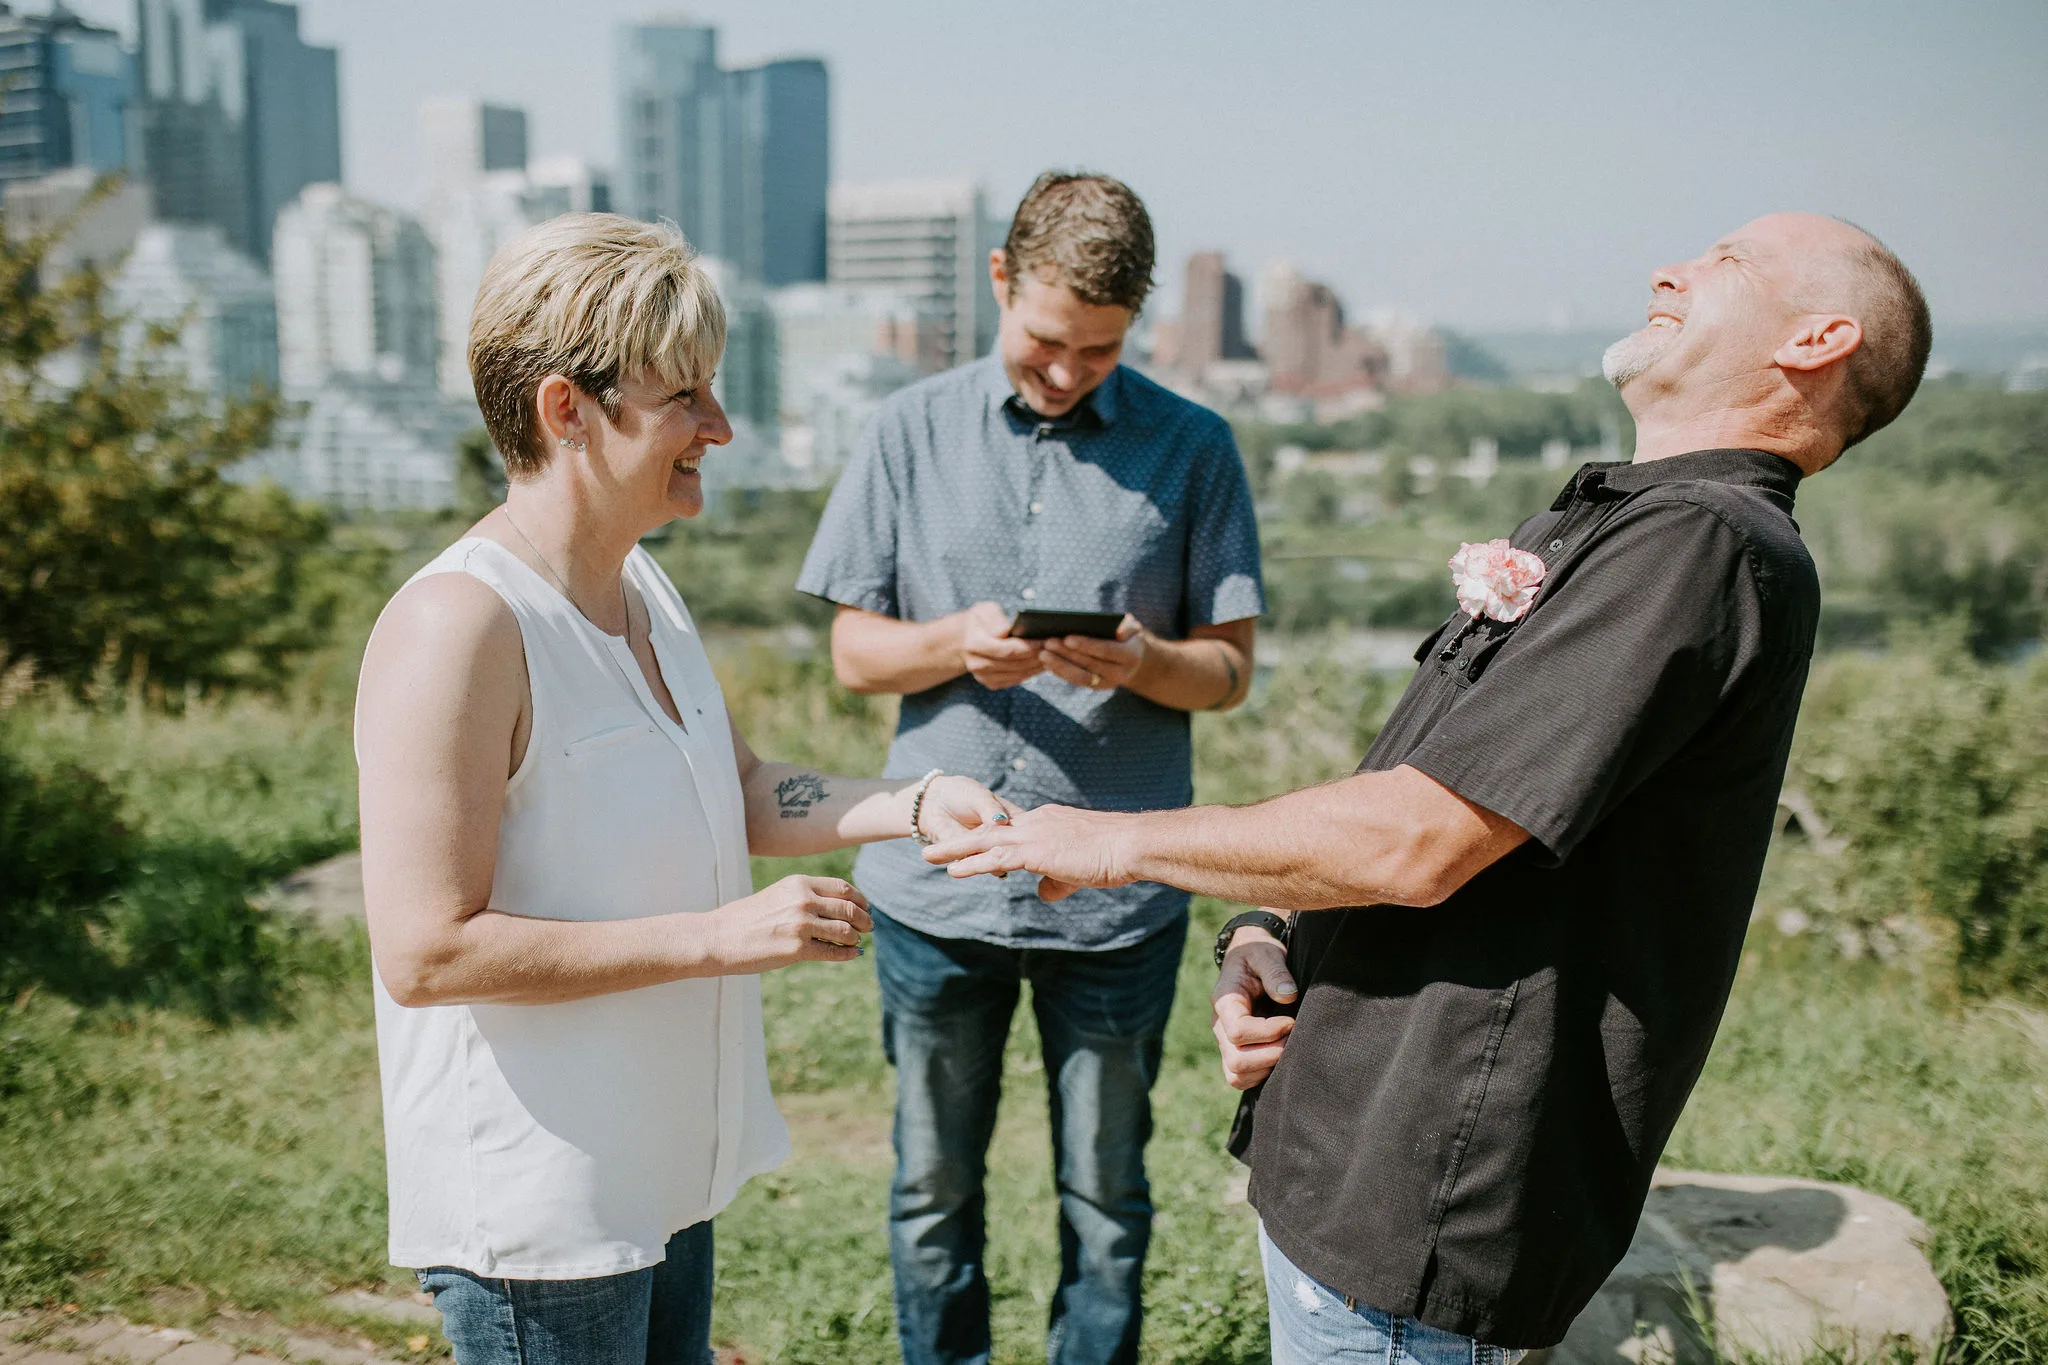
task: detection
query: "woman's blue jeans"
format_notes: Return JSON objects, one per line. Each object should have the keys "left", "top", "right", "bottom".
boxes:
{"left": 417, "top": 1221, "right": 714, "bottom": 1365}
{"left": 873, "top": 907, "right": 1187, "bottom": 1365}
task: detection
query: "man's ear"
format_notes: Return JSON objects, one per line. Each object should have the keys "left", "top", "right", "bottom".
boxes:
{"left": 1775, "top": 315, "right": 1862, "bottom": 372}
{"left": 987, "top": 248, "right": 1011, "bottom": 311}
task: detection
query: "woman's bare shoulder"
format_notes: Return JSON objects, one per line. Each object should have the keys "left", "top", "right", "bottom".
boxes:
{"left": 363, "top": 569, "right": 524, "bottom": 693}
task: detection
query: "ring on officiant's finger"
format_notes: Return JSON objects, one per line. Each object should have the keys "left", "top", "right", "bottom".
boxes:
{"left": 1089, "top": 673, "right": 1101, "bottom": 688}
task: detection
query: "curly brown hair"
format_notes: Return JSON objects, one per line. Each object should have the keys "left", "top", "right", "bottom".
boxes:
{"left": 1001, "top": 171, "right": 1155, "bottom": 314}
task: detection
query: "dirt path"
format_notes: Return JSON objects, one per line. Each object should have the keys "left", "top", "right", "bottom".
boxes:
{"left": 0, "top": 1306, "right": 415, "bottom": 1365}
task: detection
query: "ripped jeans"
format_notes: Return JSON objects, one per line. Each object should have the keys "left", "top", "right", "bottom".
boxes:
{"left": 1259, "top": 1223, "right": 1526, "bottom": 1365}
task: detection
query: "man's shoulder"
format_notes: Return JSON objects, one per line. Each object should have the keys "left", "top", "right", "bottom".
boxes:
{"left": 872, "top": 357, "right": 998, "bottom": 426}
{"left": 1114, "top": 364, "right": 1233, "bottom": 439}
{"left": 1624, "top": 482, "right": 1819, "bottom": 610}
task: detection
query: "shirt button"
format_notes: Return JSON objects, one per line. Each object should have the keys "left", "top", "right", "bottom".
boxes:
{"left": 1020, "top": 587, "right": 1037, "bottom": 600}
{"left": 1011, "top": 757, "right": 1027, "bottom": 771}
{"left": 1029, "top": 501, "right": 1043, "bottom": 515}
{"left": 1549, "top": 538, "right": 1564, "bottom": 551}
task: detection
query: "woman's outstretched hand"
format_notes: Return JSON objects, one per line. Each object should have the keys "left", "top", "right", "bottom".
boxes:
{"left": 921, "top": 805, "right": 1135, "bottom": 902}
{"left": 701, "top": 874, "right": 873, "bottom": 972}
{"left": 914, "top": 776, "right": 1026, "bottom": 842}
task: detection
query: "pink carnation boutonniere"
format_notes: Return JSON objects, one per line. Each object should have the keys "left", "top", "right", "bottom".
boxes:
{"left": 1448, "top": 539, "right": 1547, "bottom": 623}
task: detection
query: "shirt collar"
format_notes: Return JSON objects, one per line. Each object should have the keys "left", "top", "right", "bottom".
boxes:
{"left": 981, "top": 354, "right": 1123, "bottom": 430}
{"left": 1553, "top": 447, "right": 1802, "bottom": 509}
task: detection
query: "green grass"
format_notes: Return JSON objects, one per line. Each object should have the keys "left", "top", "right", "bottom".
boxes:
{"left": 3, "top": 656, "right": 2046, "bottom": 1362}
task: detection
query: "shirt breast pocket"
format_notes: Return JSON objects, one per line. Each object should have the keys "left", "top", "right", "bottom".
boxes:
{"left": 560, "top": 709, "right": 662, "bottom": 759}
{"left": 1437, "top": 618, "right": 1522, "bottom": 690}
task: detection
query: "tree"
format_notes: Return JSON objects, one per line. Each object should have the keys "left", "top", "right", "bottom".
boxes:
{"left": 454, "top": 425, "right": 507, "bottom": 521}
{"left": 0, "top": 178, "right": 337, "bottom": 705}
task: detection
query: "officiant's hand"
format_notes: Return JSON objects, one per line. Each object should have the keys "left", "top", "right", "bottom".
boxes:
{"left": 1213, "top": 924, "right": 1297, "bottom": 1090}
{"left": 961, "top": 601, "right": 1045, "bottom": 689}
{"left": 1039, "top": 614, "right": 1146, "bottom": 692}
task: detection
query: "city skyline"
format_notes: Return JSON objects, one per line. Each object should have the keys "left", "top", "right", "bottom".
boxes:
{"left": 42, "top": 0, "right": 2048, "bottom": 333}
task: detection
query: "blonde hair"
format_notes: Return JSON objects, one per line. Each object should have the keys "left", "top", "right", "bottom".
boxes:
{"left": 467, "top": 213, "right": 726, "bottom": 477}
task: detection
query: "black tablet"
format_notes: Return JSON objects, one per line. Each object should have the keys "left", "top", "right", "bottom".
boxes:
{"left": 1006, "top": 609, "right": 1125, "bottom": 640}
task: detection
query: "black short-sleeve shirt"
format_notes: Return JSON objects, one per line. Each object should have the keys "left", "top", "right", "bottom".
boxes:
{"left": 1233, "top": 449, "right": 1820, "bottom": 1349}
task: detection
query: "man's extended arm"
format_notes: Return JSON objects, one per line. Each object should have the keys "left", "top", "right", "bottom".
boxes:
{"left": 923, "top": 763, "right": 1529, "bottom": 912}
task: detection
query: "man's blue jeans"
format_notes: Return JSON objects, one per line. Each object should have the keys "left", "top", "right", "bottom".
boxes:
{"left": 873, "top": 907, "right": 1187, "bottom": 1365}
{"left": 1260, "top": 1223, "right": 1527, "bottom": 1365}
{"left": 417, "top": 1221, "right": 714, "bottom": 1365}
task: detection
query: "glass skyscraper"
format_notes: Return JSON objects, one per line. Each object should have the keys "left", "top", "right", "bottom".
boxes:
{"left": 0, "top": 8, "right": 137, "bottom": 190}
{"left": 138, "top": 0, "right": 341, "bottom": 263}
{"left": 617, "top": 21, "right": 828, "bottom": 286}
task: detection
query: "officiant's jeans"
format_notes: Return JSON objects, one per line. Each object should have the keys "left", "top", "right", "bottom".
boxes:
{"left": 1260, "top": 1223, "right": 1527, "bottom": 1365}
{"left": 874, "top": 908, "right": 1187, "bottom": 1365}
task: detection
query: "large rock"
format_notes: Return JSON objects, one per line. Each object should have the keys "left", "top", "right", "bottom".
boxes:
{"left": 258, "top": 849, "right": 364, "bottom": 922}
{"left": 1534, "top": 1169, "right": 1951, "bottom": 1364}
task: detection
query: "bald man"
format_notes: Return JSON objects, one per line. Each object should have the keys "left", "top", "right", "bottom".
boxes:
{"left": 926, "top": 215, "right": 1933, "bottom": 1362}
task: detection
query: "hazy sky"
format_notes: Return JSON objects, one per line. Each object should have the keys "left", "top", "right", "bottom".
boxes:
{"left": 63, "top": 0, "right": 2048, "bottom": 330}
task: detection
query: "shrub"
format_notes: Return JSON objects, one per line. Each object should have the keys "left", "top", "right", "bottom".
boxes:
{"left": 0, "top": 704, "right": 363, "bottom": 1021}
{"left": 1773, "top": 634, "right": 2048, "bottom": 997}
{"left": 0, "top": 739, "right": 133, "bottom": 996}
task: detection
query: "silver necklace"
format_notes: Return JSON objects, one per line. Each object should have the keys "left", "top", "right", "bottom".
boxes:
{"left": 501, "top": 509, "right": 628, "bottom": 637}
{"left": 499, "top": 510, "right": 684, "bottom": 732}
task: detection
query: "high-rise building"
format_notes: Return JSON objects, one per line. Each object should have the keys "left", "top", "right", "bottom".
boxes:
{"left": 137, "top": 0, "right": 340, "bottom": 263}
{"left": 768, "top": 282, "right": 943, "bottom": 420}
{"left": 108, "top": 222, "right": 278, "bottom": 398}
{"left": 420, "top": 98, "right": 528, "bottom": 192}
{"left": 272, "top": 183, "right": 437, "bottom": 394}
{"left": 724, "top": 58, "right": 827, "bottom": 285}
{"left": 696, "top": 256, "right": 777, "bottom": 428}
{"left": 616, "top": 22, "right": 826, "bottom": 285}
{"left": 424, "top": 169, "right": 568, "bottom": 399}
{"left": 528, "top": 155, "right": 612, "bottom": 214}
{"left": 1258, "top": 260, "right": 1384, "bottom": 395}
{"left": 236, "top": 374, "right": 473, "bottom": 511}
{"left": 0, "top": 6, "right": 137, "bottom": 190}
{"left": 4, "top": 167, "right": 151, "bottom": 282}
{"left": 617, "top": 22, "right": 722, "bottom": 239}
{"left": 829, "top": 181, "right": 995, "bottom": 372}
{"left": 417, "top": 100, "right": 615, "bottom": 399}
{"left": 1361, "top": 308, "right": 1450, "bottom": 395}
{"left": 1175, "top": 251, "right": 1254, "bottom": 373}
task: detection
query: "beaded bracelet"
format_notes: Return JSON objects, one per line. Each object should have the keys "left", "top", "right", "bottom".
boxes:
{"left": 909, "top": 769, "right": 945, "bottom": 845}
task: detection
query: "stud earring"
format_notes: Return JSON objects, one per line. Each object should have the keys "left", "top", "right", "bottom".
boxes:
{"left": 558, "top": 436, "right": 586, "bottom": 452}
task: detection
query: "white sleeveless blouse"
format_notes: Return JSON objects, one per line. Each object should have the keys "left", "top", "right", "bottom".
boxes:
{"left": 362, "top": 537, "right": 788, "bottom": 1279}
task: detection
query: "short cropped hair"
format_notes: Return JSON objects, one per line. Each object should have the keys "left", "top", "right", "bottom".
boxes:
{"left": 468, "top": 213, "right": 725, "bottom": 478}
{"left": 1835, "top": 226, "right": 1932, "bottom": 449}
{"left": 1002, "top": 171, "right": 1155, "bottom": 313}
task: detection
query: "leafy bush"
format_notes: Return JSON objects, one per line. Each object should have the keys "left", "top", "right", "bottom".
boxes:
{"left": 0, "top": 179, "right": 341, "bottom": 705}
{"left": 1792, "top": 386, "right": 2047, "bottom": 657}
{"left": 0, "top": 702, "right": 362, "bottom": 1021}
{"left": 0, "top": 741, "right": 133, "bottom": 995}
{"left": 1770, "top": 634, "right": 2048, "bottom": 997}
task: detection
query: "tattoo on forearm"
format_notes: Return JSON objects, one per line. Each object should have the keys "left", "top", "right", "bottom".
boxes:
{"left": 1208, "top": 640, "right": 1243, "bottom": 710}
{"left": 775, "top": 772, "right": 828, "bottom": 819}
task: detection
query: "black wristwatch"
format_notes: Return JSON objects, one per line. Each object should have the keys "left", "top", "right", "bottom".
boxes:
{"left": 1213, "top": 910, "right": 1291, "bottom": 968}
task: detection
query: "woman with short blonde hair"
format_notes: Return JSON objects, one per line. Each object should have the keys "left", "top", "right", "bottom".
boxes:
{"left": 354, "top": 213, "right": 1013, "bottom": 1365}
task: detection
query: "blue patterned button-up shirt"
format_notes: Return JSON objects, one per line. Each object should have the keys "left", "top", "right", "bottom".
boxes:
{"left": 797, "top": 356, "right": 1265, "bottom": 949}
